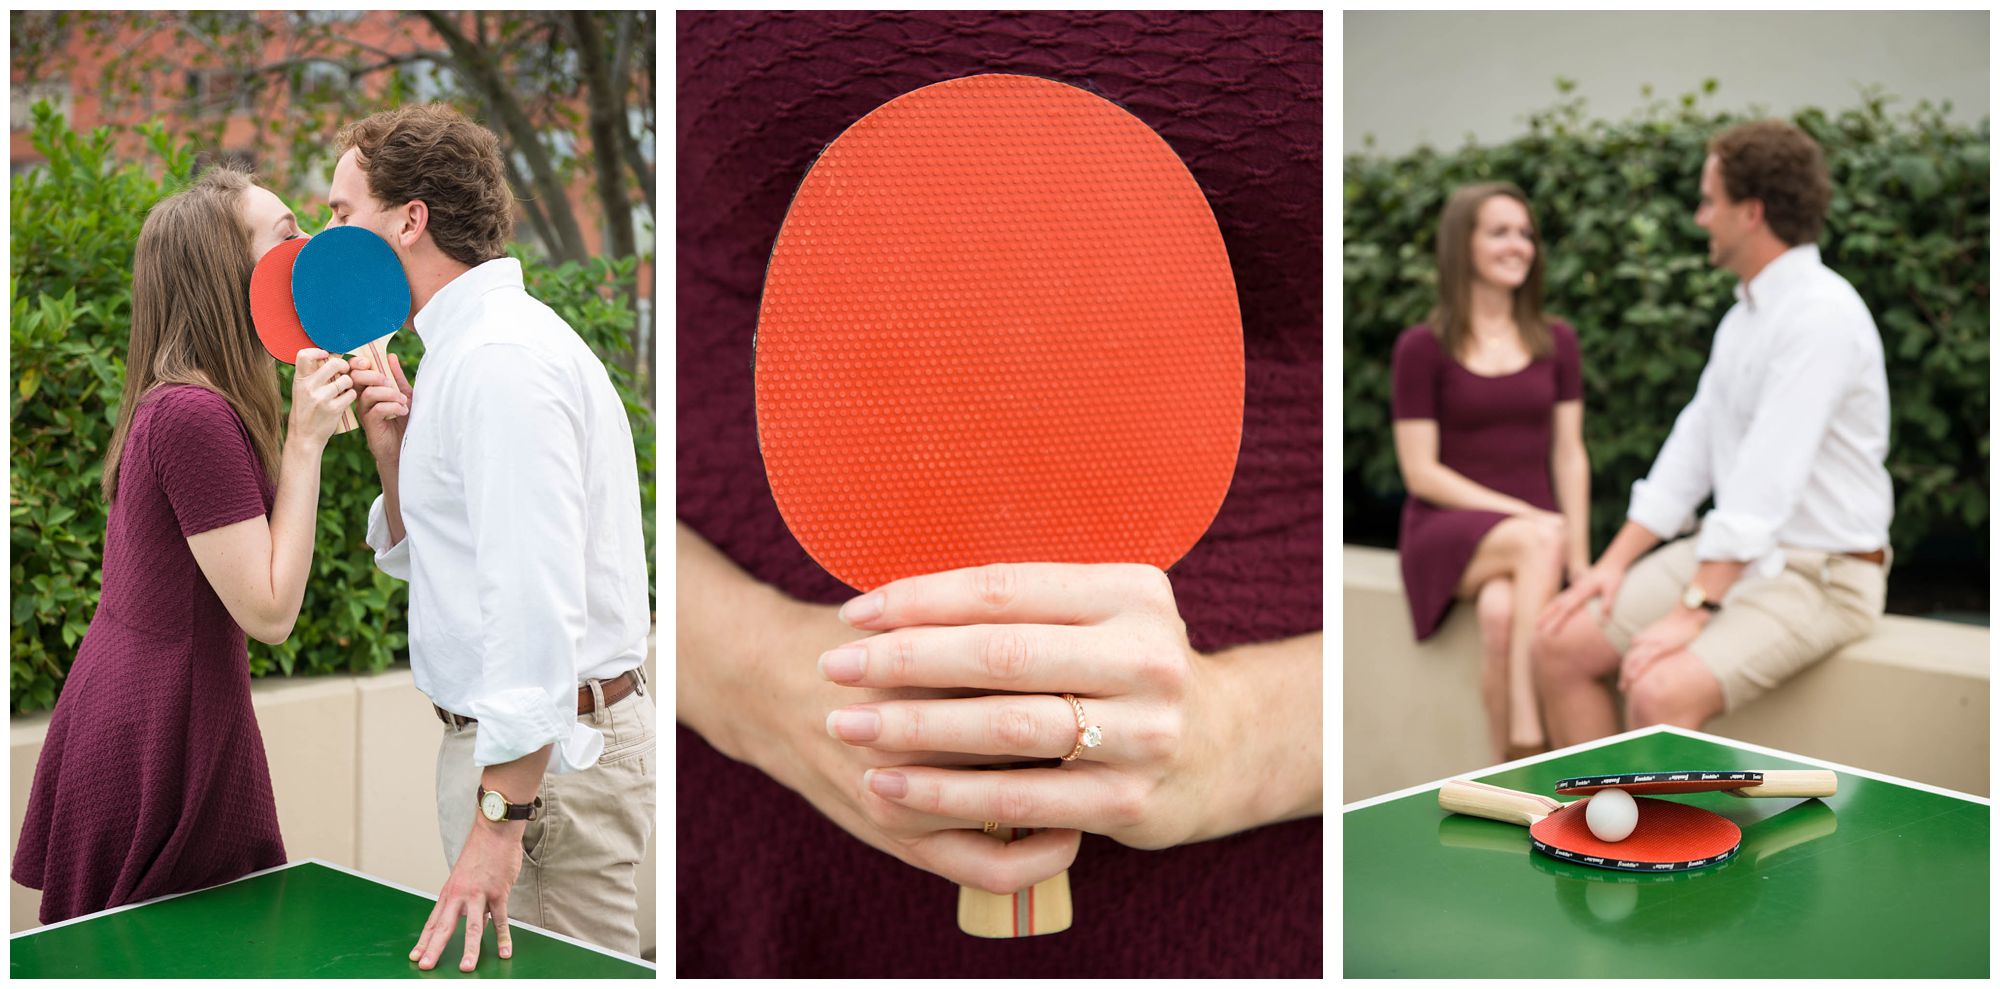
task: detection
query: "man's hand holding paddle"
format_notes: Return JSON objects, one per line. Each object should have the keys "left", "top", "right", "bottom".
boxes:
{"left": 348, "top": 349, "right": 413, "bottom": 465}
{"left": 348, "top": 350, "right": 413, "bottom": 547}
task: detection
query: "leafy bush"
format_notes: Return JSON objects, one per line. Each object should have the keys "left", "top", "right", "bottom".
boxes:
{"left": 10, "top": 103, "right": 656, "bottom": 714}
{"left": 1344, "top": 83, "right": 1990, "bottom": 563}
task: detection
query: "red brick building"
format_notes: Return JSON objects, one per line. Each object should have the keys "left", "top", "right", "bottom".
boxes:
{"left": 10, "top": 11, "right": 654, "bottom": 347}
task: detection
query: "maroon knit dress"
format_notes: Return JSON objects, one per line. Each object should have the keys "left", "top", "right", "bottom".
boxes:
{"left": 679, "top": 10, "right": 1321, "bottom": 977}
{"left": 1390, "top": 323, "right": 1582, "bottom": 640}
{"left": 13, "top": 385, "right": 286, "bottom": 924}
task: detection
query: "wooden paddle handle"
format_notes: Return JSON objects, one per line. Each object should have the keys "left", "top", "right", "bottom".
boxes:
{"left": 957, "top": 829, "right": 1072, "bottom": 938}
{"left": 1438, "top": 779, "right": 1564, "bottom": 826}
{"left": 1727, "top": 770, "right": 1837, "bottom": 798}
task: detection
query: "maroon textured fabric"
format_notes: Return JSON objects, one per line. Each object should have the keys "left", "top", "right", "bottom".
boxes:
{"left": 13, "top": 385, "right": 286, "bottom": 923}
{"left": 1390, "top": 323, "right": 1582, "bottom": 639}
{"left": 678, "top": 10, "right": 1321, "bottom": 977}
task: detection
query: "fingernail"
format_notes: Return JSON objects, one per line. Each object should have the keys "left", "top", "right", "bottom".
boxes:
{"left": 866, "top": 769, "right": 907, "bottom": 799}
{"left": 826, "top": 707, "right": 880, "bottom": 742}
{"left": 840, "top": 592, "right": 884, "bottom": 625}
{"left": 818, "top": 646, "right": 866, "bottom": 682}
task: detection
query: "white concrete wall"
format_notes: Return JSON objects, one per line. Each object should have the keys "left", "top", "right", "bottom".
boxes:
{"left": 10, "top": 645, "right": 657, "bottom": 963}
{"left": 1344, "top": 11, "right": 1989, "bottom": 155}
{"left": 1344, "top": 545, "right": 1989, "bottom": 804}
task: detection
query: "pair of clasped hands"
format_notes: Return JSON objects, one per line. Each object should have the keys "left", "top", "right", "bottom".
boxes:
{"left": 680, "top": 526, "right": 1323, "bottom": 898}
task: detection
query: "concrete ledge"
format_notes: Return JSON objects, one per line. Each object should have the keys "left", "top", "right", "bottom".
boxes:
{"left": 11, "top": 643, "right": 656, "bottom": 963}
{"left": 1343, "top": 545, "right": 1989, "bottom": 803}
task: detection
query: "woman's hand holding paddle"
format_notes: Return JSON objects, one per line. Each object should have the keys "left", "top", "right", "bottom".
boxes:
{"left": 822, "top": 562, "right": 1320, "bottom": 852}
{"left": 289, "top": 348, "right": 354, "bottom": 447}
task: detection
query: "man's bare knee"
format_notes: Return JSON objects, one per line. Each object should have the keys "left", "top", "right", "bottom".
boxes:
{"left": 1533, "top": 620, "right": 1611, "bottom": 683}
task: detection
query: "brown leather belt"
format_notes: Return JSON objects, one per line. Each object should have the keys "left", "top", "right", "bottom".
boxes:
{"left": 433, "top": 669, "right": 643, "bottom": 728}
{"left": 1845, "top": 548, "right": 1887, "bottom": 565}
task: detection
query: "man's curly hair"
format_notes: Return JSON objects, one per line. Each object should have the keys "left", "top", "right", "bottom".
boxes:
{"left": 1708, "top": 119, "right": 1832, "bottom": 247}
{"left": 336, "top": 103, "right": 515, "bottom": 265}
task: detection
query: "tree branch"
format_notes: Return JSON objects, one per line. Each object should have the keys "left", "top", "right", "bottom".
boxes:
{"left": 419, "top": 10, "right": 586, "bottom": 262}
{"left": 502, "top": 150, "right": 560, "bottom": 260}
{"left": 568, "top": 11, "right": 641, "bottom": 379}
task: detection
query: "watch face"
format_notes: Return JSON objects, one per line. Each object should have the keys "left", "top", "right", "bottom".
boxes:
{"left": 1682, "top": 586, "right": 1702, "bottom": 609}
{"left": 481, "top": 790, "right": 504, "bottom": 821}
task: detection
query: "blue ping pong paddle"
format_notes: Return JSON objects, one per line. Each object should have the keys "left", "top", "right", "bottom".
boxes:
{"left": 292, "top": 225, "right": 411, "bottom": 355}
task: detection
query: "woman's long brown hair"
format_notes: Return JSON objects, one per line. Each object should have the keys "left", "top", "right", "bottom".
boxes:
{"left": 102, "top": 166, "right": 284, "bottom": 502}
{"left": 1425, "top": 181, "right": 1553, "bottom": 362}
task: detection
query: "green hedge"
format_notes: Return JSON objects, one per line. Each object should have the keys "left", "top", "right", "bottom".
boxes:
{"left": 1344, "top": 83, "right": 1990, "bottom": 562}
{"left": 9, "top": 104, "right": 656, "bottom": 715}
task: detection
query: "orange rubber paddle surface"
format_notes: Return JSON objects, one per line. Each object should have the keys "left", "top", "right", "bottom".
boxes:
{"left": 755, "top": 74, "right": 1244, "bottom": 591}
{"left": 250, "top": 238, "right": 312, "bottom": 364}
{"left": 1532, "top": 797, "right": 1741, "bottom": 872}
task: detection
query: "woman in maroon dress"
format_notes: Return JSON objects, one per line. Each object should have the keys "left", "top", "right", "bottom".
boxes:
{"left": 677, "top": 11, "right": 1321, "bottom": 977}
{"left": 1391, "top": 182, "right": 1590, "bottom": 761}
{"left": 12, "top": 167, "right": 357, "bottom": 923}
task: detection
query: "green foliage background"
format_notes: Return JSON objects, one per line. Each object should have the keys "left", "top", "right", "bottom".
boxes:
{"left": 10, "top": 105, "right": 656, "bottom": 714}
{"left": 1344, "top": 83, "right": 1990, "bottom": 563}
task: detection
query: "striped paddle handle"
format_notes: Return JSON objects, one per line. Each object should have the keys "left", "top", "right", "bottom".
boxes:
{"left": 956, "top": 828, "right": 1072, "bottom": 938}
{"left": 333, "top": 338, "right": 392, "bottom": 435}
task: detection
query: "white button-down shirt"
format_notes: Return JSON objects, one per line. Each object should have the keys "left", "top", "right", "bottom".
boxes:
{"left": 1627, "top": 244, "right": 1893, "bottom": 577}
{"left": 366, "top": 258, "right": 650, "bottom": 774}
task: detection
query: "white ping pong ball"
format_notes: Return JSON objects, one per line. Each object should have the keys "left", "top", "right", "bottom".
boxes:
{"left": 1586, "top": 787, "right": 1638, "bottom": 842}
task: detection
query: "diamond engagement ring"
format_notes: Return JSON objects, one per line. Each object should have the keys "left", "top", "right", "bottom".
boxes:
{"left": 1060, "top": 693, "right": 1102, "bottom": 762}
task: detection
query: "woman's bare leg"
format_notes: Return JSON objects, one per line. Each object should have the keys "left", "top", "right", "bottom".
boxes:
{"left": 1456, "top": 515, "right": 1567, "bottom": 751}
{"left": 1473, "top": 577, "right": 1514, "bottom": 760}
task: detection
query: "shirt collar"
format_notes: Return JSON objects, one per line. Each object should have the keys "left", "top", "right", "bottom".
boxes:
{"left": 1733, "top": 243, "right": 1820, "bottom": 311}
{"left": 412, "top": 257, "right": 524, "bottom": 346}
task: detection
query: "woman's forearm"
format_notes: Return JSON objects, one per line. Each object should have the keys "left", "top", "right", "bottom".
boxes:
{"left": 1409, "top": 462, "right": 1539, "bottom": 517}
{"left": 263, "top": 437, "right": 326, "bottom": 636}
{"left": 1552, "top": 448, "right": 1591, "bottom": 571}
{"left": 1195, "top": 631, "right": 1324, "bottom": 842}
{"left": 678, "top": 522, "right": 809, "bottom": 764}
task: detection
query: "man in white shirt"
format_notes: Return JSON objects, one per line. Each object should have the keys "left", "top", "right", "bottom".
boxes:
{"left": 336, "top": 104, "right": 654, "bottom": 971}
{"left": 1534, "top": 119, "right": 1892, "bottom": 745}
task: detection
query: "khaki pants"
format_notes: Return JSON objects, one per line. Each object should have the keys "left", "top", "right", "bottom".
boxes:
{"left": 1601, "top": 538, "right": 1888, "bottom": 712}
{"left": 435, "top": 671, "right": 657, "bottom": 957}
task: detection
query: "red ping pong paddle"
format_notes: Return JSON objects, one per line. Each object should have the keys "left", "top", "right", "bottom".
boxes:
{"left": 1439, "top": 779, "right": 1742, "bottom": 873}
{"left": 1554, "top": 770, "right": 1837, "bottom": 799}
{"left": 754, "top": 73, "right": 1243, "bottom": 937}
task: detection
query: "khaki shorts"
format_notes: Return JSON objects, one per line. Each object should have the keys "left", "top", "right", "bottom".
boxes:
{"left": 436, "top": 671, "right": 657, "bottom": 957}
{"left": 1601, "top": 537, "right": 1888, "bottom": 711}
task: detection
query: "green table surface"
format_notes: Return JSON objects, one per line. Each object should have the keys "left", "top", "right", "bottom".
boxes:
{"left": 10, "top": 859, "right": 655, "bottom": 978}
{"left": 1345, "top": 728, "right": 1989, "bottom": 977}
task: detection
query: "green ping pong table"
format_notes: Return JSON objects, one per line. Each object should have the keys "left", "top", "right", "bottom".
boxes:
{"left": 1345, "top": 725, "right": 1989, "bottom": 978}
{"left": 10, "top": 858, "right": 655, "bottom": 978}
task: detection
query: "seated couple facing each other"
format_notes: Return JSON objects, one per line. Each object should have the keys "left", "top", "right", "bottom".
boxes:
{"left": 1392, "top": 119, "right": 1893, "bottom": 760}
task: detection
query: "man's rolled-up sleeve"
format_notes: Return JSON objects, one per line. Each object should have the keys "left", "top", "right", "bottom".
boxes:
{"left": 454, "top": 343, "right": 603, "bottom": 774}
{"left": 364, "top": 493, "right": 412, "bottom": 581}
